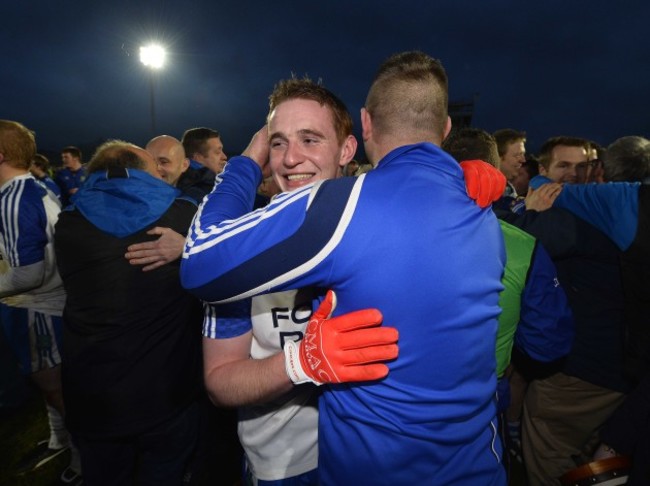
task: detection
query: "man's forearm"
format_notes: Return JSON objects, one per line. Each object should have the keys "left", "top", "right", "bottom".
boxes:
{"left": 204, "top": 351, "right": 295, "bottom": 407}
{"left": 555, "top": 183, "right": 639, "bottom": 251}
{"left": 181, "top": 156, "right": 316, "bottom": 301}
{"left": 0, "top": 261, "right": 45, "bottom": 298}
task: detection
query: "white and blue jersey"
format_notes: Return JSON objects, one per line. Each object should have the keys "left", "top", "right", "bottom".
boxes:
{"left": 204, "top": 291, "right": 321, "bottom": 482}
{"left": 183, "top": 143, "right": 506, "bottom": 485}
{"left": 0, "top": 174, "right": 65, "bottom": 315}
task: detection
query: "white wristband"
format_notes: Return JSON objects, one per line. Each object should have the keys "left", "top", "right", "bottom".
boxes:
{"left": 284, "top": 340, "right": 320, "bottom": 385}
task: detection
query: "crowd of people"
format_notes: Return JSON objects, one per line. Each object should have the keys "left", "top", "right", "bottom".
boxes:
{"left": 1, "top": 49, "right": 649, "bottom": 486}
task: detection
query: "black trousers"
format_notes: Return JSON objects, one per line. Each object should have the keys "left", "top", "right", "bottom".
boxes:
{"left": 74, "top": 402, "right": 199, "bottom": 486}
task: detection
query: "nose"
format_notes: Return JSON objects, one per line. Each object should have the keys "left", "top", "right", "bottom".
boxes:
{"left": 283, "top": 142, "right": 303, "bottom": 168}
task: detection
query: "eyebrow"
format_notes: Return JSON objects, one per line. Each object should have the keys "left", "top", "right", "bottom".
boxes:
{"left": 269, "top": 131, "right": 287, "bottom": 142}
{"left": 298, "top": 128, "right": 325, "bottom": 138}
{"left": 556, "top": 160, "right": 588, "bottom": 166}
{"left": 270, "top": 128, "right": 326, "bottom": 140}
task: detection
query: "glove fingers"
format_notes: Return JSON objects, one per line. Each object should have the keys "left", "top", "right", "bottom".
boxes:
{"left": 478, "top": 170, "right": 490, "bottom": 207}
{"left": 460, "top": 159, "right": 507, "bottom": 208}
{"left": 335, "top": 363, "right": 391, "bottom": 383}
{"left": 329, "top": 308, "right": 383, "bottom": 332}
{"left": 339, "top": 344, "right": 399, "bottom": 366}
{"left": 463, "top": 165, "right": 480, "bottom": 202}
{"left": 337, "top": 327, "right": 399, "bottom": 350}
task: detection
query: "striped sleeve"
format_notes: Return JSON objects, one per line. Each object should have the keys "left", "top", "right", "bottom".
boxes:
{"left": 202, "top": 300, "right": 253, "bottom": 339}
{"left": 181, "top": 157, "right": 362, "bottom": 303}
{"left": 0, "top": 179, "right": 48, "bottom": 267}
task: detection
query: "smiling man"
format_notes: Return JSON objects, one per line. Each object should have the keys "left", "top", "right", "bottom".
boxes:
{"left": 200, "top": 78, "right": 390, "bottom": 486}
{"left": 145, "top": 135, "right": 189, "bottom": 187}
{"left": 494, "top": 129, "right": 527, "bottom": 187}
{"left": 266, "top": 83, "right": 356, "bottom": 192}
{"left": 538, "top": 136, "right": 590, "bottom": 184}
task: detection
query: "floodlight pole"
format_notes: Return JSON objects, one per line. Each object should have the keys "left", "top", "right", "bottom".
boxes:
{"left": 139, "top": 44, "right": 165, "bottom": 135}
{"left": 149, "top": 70, "right": 156, "bottom": 134}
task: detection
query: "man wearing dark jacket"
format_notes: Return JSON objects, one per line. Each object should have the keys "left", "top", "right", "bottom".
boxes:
{"left": 177, "top": 127, "right": 227, "bottom": 203}
{"left": 54, "top": 140, "right": 203, "bottom": 486}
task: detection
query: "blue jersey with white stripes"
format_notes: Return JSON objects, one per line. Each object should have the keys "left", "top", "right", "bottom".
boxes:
{"left": 182, "top": 143, "right": 506, "bottom": 485}
{"left": 0, "top": 174, "right": 65, "bottom": 315}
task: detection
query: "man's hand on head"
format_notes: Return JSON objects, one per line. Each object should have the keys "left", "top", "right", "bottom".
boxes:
{"left": 125, "top": 227, "right": 185, "bottom": 271}
{"left": 242, "top": 126, "right": 271, "bottom": 178}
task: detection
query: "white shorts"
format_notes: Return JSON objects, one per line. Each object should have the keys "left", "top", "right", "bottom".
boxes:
{"left": 0, "top": 303, "right": 62, "bottom": 374}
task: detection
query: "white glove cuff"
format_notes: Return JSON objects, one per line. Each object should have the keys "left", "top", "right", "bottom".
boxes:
{"left": 284, "top": 340, "right": 319, "bottom": 385}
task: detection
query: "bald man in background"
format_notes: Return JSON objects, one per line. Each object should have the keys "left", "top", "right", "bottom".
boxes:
{"left": 146, "top": 135, "right": 190, "bottom": 188}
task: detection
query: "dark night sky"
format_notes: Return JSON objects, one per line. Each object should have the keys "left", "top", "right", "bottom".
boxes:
{"left": 2, "top": 0, "right": 649, "bottom": 160}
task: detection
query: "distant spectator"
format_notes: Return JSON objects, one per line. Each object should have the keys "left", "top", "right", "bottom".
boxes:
{"left": 511, "top": 155, "right": 540, "bottom": 197}
{"left": 586, "top": 140, "right": 606, "bottom": 183}
{"left": 602, "top": 136, "right": 650, "bottom": 183}
{"left": 344, "top": 159, "right": 360, "bottom": 176}
{"left": 178, "top": 127, "right": 226, "bottom": 202}
{"left": 254, "top": 176, "right": 281, "bottom": 208}
{"left": 538, "top": 136, "right": 590, "bottom": 184}
{"left": 181, "top": 127, "right": 227, "bottom": 173}
{"left": 494, "top": 128, "right": 527, "bottom": 195}
{"left": 54, "top": 146, "right": 86, "bottom": 206}
{"left": 146, "top": 135, "right": 189, "bottom": 187}
{"left": 355, "top": 161, "right": 373, "bottom": 175}
{"left": 30, "top": 153, "right": 62, "bottom": 200}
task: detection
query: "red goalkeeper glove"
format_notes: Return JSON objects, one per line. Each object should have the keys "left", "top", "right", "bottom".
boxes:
{"left": 284, "top": 290, "right": 399, "bottom": 385}
{"left": 460, "top": 159, "right": 506, "bottom": 208}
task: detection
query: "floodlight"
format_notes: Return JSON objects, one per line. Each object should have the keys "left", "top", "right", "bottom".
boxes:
{"left": 139, "top": 44, "right": 166, "bottom": 69}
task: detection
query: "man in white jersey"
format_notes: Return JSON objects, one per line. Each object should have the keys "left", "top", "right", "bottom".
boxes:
{"left": 126, "top": 78, "right": 374, "bottom": 484}
{"left": 0, "top": 120, "right": 81, "bottom": 484}
{"left": 202, "top": 78, "right": 363, "bottom": 484}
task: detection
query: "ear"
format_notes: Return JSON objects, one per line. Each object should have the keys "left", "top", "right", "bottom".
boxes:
{"left": 539, "top": 165, "right": 548, "bottom": 176}
{"left": 181, "top": 157, "right": 190, "bottom": 174}
{"left": 338, "top": 135, "right": 358, "bottom": 168}
{"left": 361, "top": 108, "right": 372, "bottom": 142}
{"left": 443, "top": 116, "right": 452, "bottom": 140}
